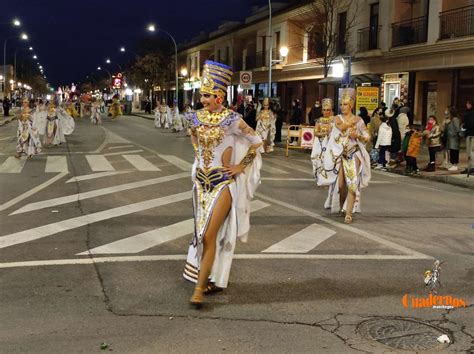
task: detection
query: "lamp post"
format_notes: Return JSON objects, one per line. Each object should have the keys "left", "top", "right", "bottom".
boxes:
{"left": 13, "top": 46, "right": 33, "bottom": 81}
{"left": 105, "top": 58, "right": 123, "bottom": 72}
{"left": 97, "top": 66, "right": 112, "bottom": 81}
{"left": 267, "top": 0, "right": 273, "bottom": 98}
{"left": 147, "top": 24, "right": 178, "bottom": 105}
{"left": 3, "top": 32, "right": 28, "bottom": 98}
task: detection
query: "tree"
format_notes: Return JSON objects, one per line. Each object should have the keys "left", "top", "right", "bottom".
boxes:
{"left": 128, "top": 53, "right": 168, "bottom": 98}
{"left": 304, "top": 0, "right": 359, "bottom": 78}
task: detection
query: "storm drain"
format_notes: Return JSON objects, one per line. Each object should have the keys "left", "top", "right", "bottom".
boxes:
{"left": 357, "top": 318, "right": 451, "bottom": 350}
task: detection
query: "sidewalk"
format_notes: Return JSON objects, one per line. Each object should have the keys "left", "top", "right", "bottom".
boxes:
{"left": 132, "top": 111, "right": 154, "bottom": 120}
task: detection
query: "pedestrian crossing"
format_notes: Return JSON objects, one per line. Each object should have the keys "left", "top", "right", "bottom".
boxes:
{"left": 0, "top": 153, "right": 167, "bottom": 174}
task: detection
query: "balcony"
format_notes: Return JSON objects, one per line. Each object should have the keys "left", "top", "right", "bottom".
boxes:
{"left": 391, "top": 16, "right": 428, "bottom": 47}
{"left": 439, "top": 5, "right": 474, "bottom": 40}
{"left": 357, "top": 26, "right": 381, "bottom": 52}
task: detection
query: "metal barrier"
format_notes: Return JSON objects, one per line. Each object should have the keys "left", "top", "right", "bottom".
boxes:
{"left": 285, "top": 125, "right": 315, "bottom": 157}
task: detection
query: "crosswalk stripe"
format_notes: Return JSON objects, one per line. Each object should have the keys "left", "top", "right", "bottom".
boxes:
{"left": 0, "top": 157, "right": 26, "bottom": 173}
{"left": 122, "top": 154, "right": 160, "bottom": 171}
{"left": 262, "top": 224, "right": 336, "bottom": 253}
{"left": 157, "top": 154, "right": 192, "bottom": 171}
{"left": 11, "top": 172, "right": 189, "bottom": 215}
{"left": 103, "top": 149, "right": 143, "bottom": 156}
{"left": 266, "top": 158, "right": 312, "bottom": 175}
{"left": 66, "top": 171, "right": 131, "bottom": 183}
{"left": 0, "top": 191, "right": 191, "bottom": 249}
{"left": 45, "top": 156, "right": 68, "bottom": 173}
{"left": 86, "top": 155, "right": 115, "bottom": 171}
{"left": 261, "top": 163, "right": 290, "bottom": 175}
{"left": 77, "top": 200, "right": 270, "bottom": 255}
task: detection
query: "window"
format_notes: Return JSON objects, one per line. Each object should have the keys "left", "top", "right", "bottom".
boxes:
{"left": 337, "top": 12, "right": 347, "bottom": 55}
{"left": 275, "top": 31, "right": 281, "bottom": 59}
{"left": 369, "top": 3, "right": 379, "bottom": 50}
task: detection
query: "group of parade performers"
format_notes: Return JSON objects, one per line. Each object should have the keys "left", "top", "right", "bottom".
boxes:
{"left": 14, "top": 94, "right": 121, "bottom": 159}
{"left": 181, "top": 60, "right": 370, "bottom": 308}
{"left": 13, "top": 60, "right": 371, "bottom": 309}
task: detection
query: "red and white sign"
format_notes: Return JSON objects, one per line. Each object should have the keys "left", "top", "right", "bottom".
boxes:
{"left": 239, "top": 71, "right": 252, "bottom": 89}
{"left": 300, "top": 127, "right": 315, "bottom": 148}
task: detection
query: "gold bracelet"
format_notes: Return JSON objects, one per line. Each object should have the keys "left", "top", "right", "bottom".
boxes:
{"left": 240, "top": 147, "right": 256, "bottom": 168}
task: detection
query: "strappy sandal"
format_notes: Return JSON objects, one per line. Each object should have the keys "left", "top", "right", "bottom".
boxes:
{"left": 204, "top": 282, "right": 223, "bottom": 295}
{"left": 344, "top": 215, "right": 353, "bottom": 224}
{"left": 190, "top": 287, "right": 204, "bottom": 309}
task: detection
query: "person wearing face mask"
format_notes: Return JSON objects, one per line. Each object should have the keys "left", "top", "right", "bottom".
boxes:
{"left": 443, "top": 107, "right": 461, "bottom": 171}
{"left": 308, "top": 100, "right": 322, "bottom": 126}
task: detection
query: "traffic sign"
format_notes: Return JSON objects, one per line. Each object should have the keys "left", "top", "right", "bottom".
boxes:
{"left": 240, "top": 71, "right": 252, "bottom": 89}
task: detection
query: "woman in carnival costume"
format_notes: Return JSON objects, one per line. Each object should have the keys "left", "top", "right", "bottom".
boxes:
{"left": 171, "top": 101, "right": 184, "bottom": 132}
{"left": 318, "top": 93, "right": 371, "bottom": 224}
{"left": 34, "top": 101, "right": 75, "bottom": 147}
{"left": 154, "top": 99, "right": 162, "bottom": 128}
{"left": 311, "top": 98, "right": 335, "bottom": 181}
{"left": 183, "top": 61, "right": 263, "bottom": 308}
{"left": 90, "top": 98, "right": 102, "bottom": 125}
{"left": 109, "top": 94, "right": 122, "bottom": 119}
{"left": 65, "top": 99, "right": 80, "bottom": 118}
{"left": 255, "top": 97, "right": 276, "bottom": 153}
{"left": 15, "top": 98, "right": 41, "bottom": 158}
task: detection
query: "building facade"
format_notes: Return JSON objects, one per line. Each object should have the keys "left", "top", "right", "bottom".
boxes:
{"left": 172, "top": 0, "right": 474, "bottom": 124}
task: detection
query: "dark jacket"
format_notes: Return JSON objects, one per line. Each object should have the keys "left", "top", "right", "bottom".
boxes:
{"left": 308, "top": 106, "right": 321, "bottom": 125}
{"left": 464, "top": 108, "right": 474, "bottom": 137}
{"left": 291, "top": 106, "right": 302, "bottom": 125}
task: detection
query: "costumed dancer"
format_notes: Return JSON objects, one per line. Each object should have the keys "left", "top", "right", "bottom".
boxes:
{"left": 109, "top": 95, "right": 122, "bottom": 119}
{"left": 172, "top": 101, "right": 184, "bottom": 132}
{"left": 65, "top": 99, "right": 79, "bottom": 118}
{"left": 183, "top": 104, "right": 193, "bottom": 136}
{"left": 159, "top": 101, "right": 168, "bottom": 128}
{"left": 165, "top": 103, "right": 173, "bottom": 129}
{"left": 182, "top": 61, "right": 263, "bottom": 308}
{"left": 319, "top": 92, "right": 371, "bottom": 224}
{"left": 154, "top": 100, "right": 162, "bottom": 128}
{"left": 35, "top": 102, "right": 75, "bottom": 147}
{"left": 15, "top": 98, "right": 41, "bottom": 158}
{"left": 311, "top": 98, "right": 335, "bottom": 182}
{"left": 90, "top": 98, "right": 102, "bottom": 125}
{"left": 255, "top": 97, "right": 276, "bottom": 153}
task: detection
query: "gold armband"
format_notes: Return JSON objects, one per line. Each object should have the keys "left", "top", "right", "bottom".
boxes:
{"left": 240, "top": 147, "right": 256, "bottom": 168}
{"left": 192, "top": 142, "right": 199, "bottom": 157}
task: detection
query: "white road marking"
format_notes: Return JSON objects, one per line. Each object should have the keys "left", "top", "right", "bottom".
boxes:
{"left": 256, "top": 192, "right": 432, "bottom": 259}
{"left": 265, "top": 158, "right": 313, "bottom": 175}
{"left": 372, "top": 170, "right": 408, "bottom": 178}
{"left": 0, "top": 157, "right": 26, "bottom": 173}
{"left": 45, "top": 156, "right": 68, "bottom": 173}
{"left": 262, "top": 177, "right": 314, "bottom": 181}
{"left": 86, "top": 155, "right": 115, "bottom": 171}
{"left": 92, "top": 129, "right": 132, "bottom": 153}
{"left": 0, "top": 191, "right": 191, "bottom": 249}
{"left": 157, "top": 154, "right": 192, "bottom": 171}
{"left": 262, "top": 224, "right": 336, "bottom": 253}
{"left": 11, "top": 172, "right": 189, "bottom": 215}
{"left": 0, "top": 136, "right": 13, "bottom": 141}
{"left": 104, "top": 149, "right": 144, "bottom": 156}
{"left": 122, "top": 154, "right": 160, "bottom": 171}
{"left": 77, "top": 200, "right": 270, "bottom": 255}
{"left": 66, "top": 171, "right": 131, "bottom": 183}
{"left": 108, "top": 145, "right": 135, "bottom": 150}
{"left": 261, "top": 163, "right": 290, "bottom": 175}
{"left": 0, "top": 254, "right": 433, "bottom": 269}
{"left": 0, "top": 172, "right": 68, "bottom": 212}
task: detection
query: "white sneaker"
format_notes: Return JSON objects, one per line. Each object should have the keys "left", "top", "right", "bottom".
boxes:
{"left": 289, "top": 141, "right": 298, "bottom": 146}
{"left": 374, "top": 164, "right": 384, "bottom": 170}
{"left": 448, "top": 165, "right": 458, "bottom": 171}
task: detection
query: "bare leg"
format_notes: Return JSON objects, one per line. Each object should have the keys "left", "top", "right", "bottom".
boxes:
{"left": 344, "top": 159, "right": 360, "bottom": 223}
{"left": 338, "top": 165, "right": 347, "bottom": 212}
{"left": 190, "top": 187, "right": 232, "bottom": 306}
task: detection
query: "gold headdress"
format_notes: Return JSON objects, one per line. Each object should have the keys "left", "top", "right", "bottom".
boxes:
{"left": 200, "top": 60, "right": 233, "bottom": 98}
{"left": 340, "top": 92, "right": 354, "bottom": 106}
{"left": 321, "top": 98, "right": 333, "bottom": 109}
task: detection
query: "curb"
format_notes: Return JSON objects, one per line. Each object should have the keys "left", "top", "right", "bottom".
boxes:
{"left": 0, "top": 117, "right": 16, "bottom": 127}
{"left": 132, "top": 113, "right": 154, "bottom": 121}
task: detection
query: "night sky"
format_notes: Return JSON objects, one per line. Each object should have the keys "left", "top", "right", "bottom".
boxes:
{"left": 2, "top": 0, "right": 273, "bottom": 87}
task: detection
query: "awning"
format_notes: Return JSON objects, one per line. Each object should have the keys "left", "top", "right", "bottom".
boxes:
{"left": 318, "top": 73, "right": 382, "bottom": 85}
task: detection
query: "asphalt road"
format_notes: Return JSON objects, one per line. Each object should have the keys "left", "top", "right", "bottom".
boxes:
{"left": 0, "top": 115, "right": 472, "bottom": 353}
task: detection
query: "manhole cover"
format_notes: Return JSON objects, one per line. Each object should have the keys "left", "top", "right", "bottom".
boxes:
{"left": 357, "top": 318, "right": 450, "bottom": 350}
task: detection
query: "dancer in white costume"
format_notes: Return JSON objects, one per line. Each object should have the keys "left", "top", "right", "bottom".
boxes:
{"left": 154, "top": 100, "right": 162, "bottom": 128}
{"left": 255, "top": 97, "right": 276, "bottom": 153}
{"left": 183, "top": 61, "right": 263, "bottom": 308}
{"left": 34, "top": 102, "right": 75, "bottom": 147}
{"left": 171, "top": 102, "right": 184, "bottom": 132}
{"left": 311, "top": 98, "right": 334, "bottom": 182}
{"left": 317, "top": 93, "right": 371, "bottom": 224}
{"left": 90, "top": 99, "right": 102, "bottom": 125}
{"left": 15, "top": 98, "right": 41, "bottom": 158}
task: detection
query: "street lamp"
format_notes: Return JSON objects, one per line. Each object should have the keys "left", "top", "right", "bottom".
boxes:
{"left": 147, "top": 23, "right": 178, "bottom": 103}
{"left": 13, "top": 19, "right": 21, "bottom": 27}
{"left": 180, "top": 68, "right": 188, "bottom": 77}
{"left": 106, "top": 58, "right": 111, "bottom": 64}
{"left": 3, "top": 32, "right": 28, "bottom": 97}
{"left": 33, "top": 55, "right": 37, "bottom": 59}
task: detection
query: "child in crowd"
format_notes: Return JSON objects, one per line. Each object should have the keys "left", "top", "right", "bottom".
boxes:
{"left": 405, "top": 125, "right": 423, "bottom": 175}
{"left": 374, "top": 115, "right": 392, "bottom": 170}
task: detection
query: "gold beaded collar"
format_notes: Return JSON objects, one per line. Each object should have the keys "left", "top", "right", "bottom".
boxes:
{"left": 196, "top": 108, "right": 232, "bottom": 125}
